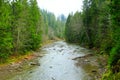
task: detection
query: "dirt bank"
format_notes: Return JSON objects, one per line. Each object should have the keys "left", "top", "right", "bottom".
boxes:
{"left": 0, "top": 52, "right": 45, "bottom": 80}
{"left": 74, "top": 53, "right": 108, "bottom": 80}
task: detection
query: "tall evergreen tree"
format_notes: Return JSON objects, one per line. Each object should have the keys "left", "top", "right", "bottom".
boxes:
{"left": 0, "top": 0, "right": 44, "bottom": 62}
{"left": 109, "top": 0, "right": 120, "bottom": 73}
{"left": 28, "top": 0, "right": 42, "bottom": 50}
{"left": 0, "top": 0, "right": 13, "bottom": 61}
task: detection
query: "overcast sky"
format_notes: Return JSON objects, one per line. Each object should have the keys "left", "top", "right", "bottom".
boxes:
{"left": 37, "top": 0, "right": 83, "bottom": 17}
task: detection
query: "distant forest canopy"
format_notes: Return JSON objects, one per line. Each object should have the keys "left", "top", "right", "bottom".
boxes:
{"left": 65, "top": 0, "right": 120, "bottom": 78}
{"left": 0, "top": 0, "right": 66, "bottom": 62}
{"left": 41, "top": 9, "right": 66, "bottom": 40}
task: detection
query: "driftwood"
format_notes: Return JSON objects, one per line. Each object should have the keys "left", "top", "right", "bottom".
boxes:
{"left": 72, "top": 54, "right": 94, "bottom": 60}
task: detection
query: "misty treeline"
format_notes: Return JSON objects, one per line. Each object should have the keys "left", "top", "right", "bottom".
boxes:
{"left": 0, "top": 0, "right": 65, "bottom": 62}
{"left": 41, "top": 10, "right": 65, "bottom": 40}
{"left": 65, "top": 0, "right": 120, "bottom": 79}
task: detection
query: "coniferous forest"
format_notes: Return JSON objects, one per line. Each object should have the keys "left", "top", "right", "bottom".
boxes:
{"left": 0, "top": 0, "right": 65, "bottom": 62}
{"left": 0, "top": 0, "right": 120, "bottom": 79}
{"left": 0, "top": 0, "right": 43, "bottom": 61}
{"left": 65, "top": 0, "right": 120, "bottom": 79}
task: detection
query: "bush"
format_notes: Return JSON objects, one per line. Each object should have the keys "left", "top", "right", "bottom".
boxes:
{"left": 109, "top": 44, "right": 120, "bottom": 73}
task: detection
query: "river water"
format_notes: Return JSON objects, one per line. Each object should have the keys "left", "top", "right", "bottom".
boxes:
{"left": 9, "top": 41, "right": 96, "bottom": 80}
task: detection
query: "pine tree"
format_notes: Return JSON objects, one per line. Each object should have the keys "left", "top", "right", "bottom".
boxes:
{"left": 28, "top": 0, "right": 42, "bottom": 50}
{"left": 109, "top": 0, "right": 120, "bottom": 73}
{"left": 0, "top": 0, "right": 13, "bottom": 61}
{"left": 11, "top": 0, "right": 30, "bottom": 54}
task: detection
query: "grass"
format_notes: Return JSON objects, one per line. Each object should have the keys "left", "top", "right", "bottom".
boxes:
{"left": 0, "top": 51, "right": 34, "bottom": 67}
{"left": 102, "top": 69, "right": 120, "bottom": 80}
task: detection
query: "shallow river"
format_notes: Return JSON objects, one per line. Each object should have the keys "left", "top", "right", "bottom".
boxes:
{"left": 9, "top": 41, "right": 96, "bottom": 80}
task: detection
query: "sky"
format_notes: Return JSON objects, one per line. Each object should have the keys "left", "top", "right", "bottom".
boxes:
{"left": 37, "top": 0, "right": 83, "bottom": 17}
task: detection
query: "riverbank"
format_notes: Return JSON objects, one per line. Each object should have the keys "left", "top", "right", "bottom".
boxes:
{"left": 0, "top": 40, "right": 57, "bottom": 80}
{"left": 74, "top": 53, "right": 108, "bottom": 80}
{"left": 0, "top": 52, "right": 45, "bottom": 80}
{"left": 0, "top": 41, "right": 108, "bottom": 80}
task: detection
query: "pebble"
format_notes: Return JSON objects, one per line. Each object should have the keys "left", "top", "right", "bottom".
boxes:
{"left": 30, "top": 62, "right": 40, "bottom": 66}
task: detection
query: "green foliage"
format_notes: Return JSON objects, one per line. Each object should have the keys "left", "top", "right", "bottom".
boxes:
{"left": 12, "top": 0, "right": 30, "bottom": 53}
{"left": 0, "top": 0, "right": 13, "bottom": 62}
{"left": 65, "top": 14, "right": 72, "bottom": 42}
{"left": 108, "top": 0, "right": 120, "bottom": 73}
{"left": 109, "top": 45, "right": 120, "bottom": 67}
{"left": 0, "top": 0, "right": 65, "bottom": 62}
{"left": 109, "top": 46, "right": 120, "bottom": 74}
{"left": 28, "top": 0, "right": 42, "bottom": 50}
{"left": 0, "top": 0, "right": 42, "bottom": 62}
{"left": 102, "top": 70, "right": 120, "bottom": 80}
{"left": 65, "top": 12, "right": 82, "bottom": 43}
{"left": 65, "top": 0, "right": 120, "bottom": 76}
{"left": 41, "top": 10, "right": 66, "bottom": 40}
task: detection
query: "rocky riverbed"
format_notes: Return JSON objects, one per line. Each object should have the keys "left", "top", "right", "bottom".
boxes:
{"left": 0, "top": 41, "right": 107, "bottom": 80}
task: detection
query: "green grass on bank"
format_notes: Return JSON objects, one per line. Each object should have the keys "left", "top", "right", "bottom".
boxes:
{"left": 102, "top": 70, "right": 120, "bottom": 80}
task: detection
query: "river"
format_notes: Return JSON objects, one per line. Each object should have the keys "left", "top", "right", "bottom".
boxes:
{"left": 8, "top": 41, "right": 105, "bottom": 80}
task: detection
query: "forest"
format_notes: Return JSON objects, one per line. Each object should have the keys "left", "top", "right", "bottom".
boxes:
{"left": 0, "top": 0, "right": 65, "bottom": 62}
{"left": 0, "top": 0, "right": 120, "bottom": 80}
{"left": 65, "top": 0, "right": 120, "bottom": 79}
